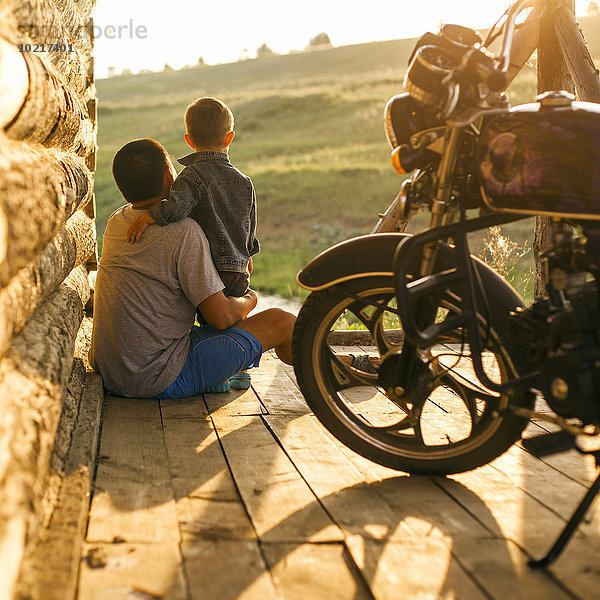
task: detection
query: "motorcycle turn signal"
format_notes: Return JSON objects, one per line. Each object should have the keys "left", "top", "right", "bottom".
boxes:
{"left": 391, "top": 144, "right": 426, "bottom": 174}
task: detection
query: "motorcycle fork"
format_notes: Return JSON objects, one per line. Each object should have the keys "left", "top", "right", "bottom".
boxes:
{"left": 392, "top": 125, "right": 466, "bottom": 395}
{"left": 420, "top": 123, "right": 465, "bottom": 277}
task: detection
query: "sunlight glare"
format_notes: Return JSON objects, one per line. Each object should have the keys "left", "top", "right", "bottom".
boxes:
{"left": 92, "top": 0, "right": 593, "bottom": 77}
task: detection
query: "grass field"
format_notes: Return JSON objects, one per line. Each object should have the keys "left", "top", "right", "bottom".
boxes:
{"left": 95, "top": 15, "right": 600, "bottom": 302}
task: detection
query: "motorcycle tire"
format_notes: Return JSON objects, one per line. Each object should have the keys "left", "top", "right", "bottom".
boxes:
{"left": 292, "top": 275, "right": 533, "bottom": 475}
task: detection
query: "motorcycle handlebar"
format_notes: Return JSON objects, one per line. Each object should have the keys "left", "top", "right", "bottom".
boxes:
{"left": 460, "top": 0, "right": 536, "bottom": 94}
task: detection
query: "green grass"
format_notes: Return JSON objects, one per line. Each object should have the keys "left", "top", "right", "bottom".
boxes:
{"left": 95, "top": 38, "right": 412, "bottom": 301}
{"left": 95, "top": 17, "right": 599, "bottom": 302}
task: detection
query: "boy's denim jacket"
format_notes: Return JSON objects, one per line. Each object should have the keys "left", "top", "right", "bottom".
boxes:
{"left": 149, "top": 151, "right": 259, "bottom": 273}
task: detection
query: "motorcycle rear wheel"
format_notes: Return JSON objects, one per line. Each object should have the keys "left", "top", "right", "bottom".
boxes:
{"left": 292, "top": 276, "right": 532, "bottom": 475}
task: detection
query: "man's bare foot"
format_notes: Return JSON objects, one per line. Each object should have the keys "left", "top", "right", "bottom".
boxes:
{"left": 340, "top": 354, "right": 379, "bottom": 373}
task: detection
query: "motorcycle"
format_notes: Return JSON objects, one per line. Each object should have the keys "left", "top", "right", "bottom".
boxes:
{"left": 291, "top": 0, "right": 600, "bottom": 567}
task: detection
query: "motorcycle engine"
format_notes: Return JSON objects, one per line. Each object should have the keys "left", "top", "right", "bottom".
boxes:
{"left": 505, "top": 239, "right": 600, "bottom": 424}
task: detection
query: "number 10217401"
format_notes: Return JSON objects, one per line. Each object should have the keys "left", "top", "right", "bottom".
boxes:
{"left": 18, "top": 43, "right": 74, "bottom": 53}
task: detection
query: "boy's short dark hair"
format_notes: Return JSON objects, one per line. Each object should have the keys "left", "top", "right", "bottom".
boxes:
{"left": 112, "top": 138, "right": 170, "bottom": 202}
{"left": 185, "top": 97, "right": 234, "bottom": 149}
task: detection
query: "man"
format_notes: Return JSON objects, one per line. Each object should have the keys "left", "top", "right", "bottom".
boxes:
{"left": 89, "top": 138, "right": 296, "bottom": 399}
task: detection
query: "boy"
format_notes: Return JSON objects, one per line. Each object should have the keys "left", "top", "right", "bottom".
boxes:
{"left": 127, "top": 96, "right": 259, "bottom": 298}
{"left": 127, "top": 97, "right": 259, "bottom": 390}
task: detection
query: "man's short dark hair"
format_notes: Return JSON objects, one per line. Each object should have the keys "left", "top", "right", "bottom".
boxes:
{"left": 112, "top": 138, "right": 170, "bottom": 202}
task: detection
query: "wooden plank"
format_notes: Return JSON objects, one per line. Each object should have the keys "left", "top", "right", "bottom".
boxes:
{"left": 439, "top": 465, "right": 600, "bottom": 599}
{"left": 176, "top": 497, "right": 255, "bottom": 541}
{"left": 160, "top": 397, "right": 239, "bottom": 501}
{"left": 78, "top": 542, "right": 187, "bottom": 600}
{"left": 162, "top": 396, "right": 258, "bottom": 540}
{"left": 267, "top": 412, "right": 510, "bottom": 540}
{"left": 161, "top": 396, "right": 277, "bottom": 600}
{"left": 487, "top": 443, "right": 600, "bottom": 554}
{"left": 520, "top": 421, "right": 598, "bottom": 487}
{"left": 268, "top": 414, "right": 569, "bottom": 599}
{"left": 346, "top": 536, "right": 487, "bottom": 600}
{"left": 203, "top": 386, "right": 266, "bottom": 416}
{"left": 265, "top": 414, "right": 412, "bottom": 541}
{"left": 267, "top": 413, "right": 493, "bottom": 539}
{"left": 272, "top": 361, "right": 403, "bottom": 485}
{"left": 310, "top": 418, "right": 401, "bottom": 484}
{"left": 489, "top": 444, "right": 593, "bottom": 520}
{"left": 438, "top": 465, "right": 565, "bottom": 551}
{"left": 251, "top": 352, "right": 309, "bottom": 414}
{"left": 277, "top": 344, "right": 588, "bottom": 596}
{"left": 444, "top": 537, "right": 572, "bottom": 600}
{"left": 211, "top": 414, "right": 343, "bottom": 542}
{"left": 182, "top": 540, "right": 277, "bottom": 600}
{"left": 86, "top": 397, "right": 179, "bottom": 543}
{"left": 336, "top": 385, "right": 407, "bottom": 430}
{"left": 376, "top": 476, "right": 570, "bottom": 599}
{"left": 14, "top": 373, "right": 103, "bottom": 600}
{"left": 262, "top": 542, "right": 372, "bottom": 600}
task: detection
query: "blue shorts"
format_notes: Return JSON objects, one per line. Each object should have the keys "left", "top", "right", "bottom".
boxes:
{"left": 155, "top": 325, "right": 262, "bottom": 399}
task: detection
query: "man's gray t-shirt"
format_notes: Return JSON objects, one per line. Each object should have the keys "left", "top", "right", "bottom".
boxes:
{"left": 89, "top": 204, "right": 224, "bottom": 397}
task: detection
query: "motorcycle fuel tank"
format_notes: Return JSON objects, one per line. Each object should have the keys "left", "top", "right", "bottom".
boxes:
{"left": 478, "top": 94, "right": 600, "bottom": 220}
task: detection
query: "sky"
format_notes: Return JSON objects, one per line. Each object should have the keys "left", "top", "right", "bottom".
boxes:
{"left": 92, "top": 0, "right": 594, "bottom": 78}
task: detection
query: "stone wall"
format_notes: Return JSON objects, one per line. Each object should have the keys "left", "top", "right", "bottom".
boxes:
{"left": 0, "top": 1, "right": 100, "bottom": 597}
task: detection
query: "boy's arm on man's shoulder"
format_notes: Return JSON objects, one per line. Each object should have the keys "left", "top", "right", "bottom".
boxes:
{"left": 148, "top": 170, "right": 202, "bottom": 226}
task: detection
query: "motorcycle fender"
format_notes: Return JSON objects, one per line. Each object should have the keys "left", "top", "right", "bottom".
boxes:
{"left": 297, "top": 233, "right": 409, "bottom": 291}
{"left": 297, "top": 232, "right": 525, "bottom": 341}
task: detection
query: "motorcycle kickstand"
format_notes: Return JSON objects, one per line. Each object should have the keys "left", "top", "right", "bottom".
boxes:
{"left": 529, "top": 449, "right": 600, "bottom": 569}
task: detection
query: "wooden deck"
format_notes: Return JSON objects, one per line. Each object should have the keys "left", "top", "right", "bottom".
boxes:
{"left": 78, "top": 350, "right": 600, "bottom": 600}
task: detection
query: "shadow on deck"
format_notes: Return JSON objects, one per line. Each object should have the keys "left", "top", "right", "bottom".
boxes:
{"left": 77, "top": 351, "right": 600, "bottom": 599}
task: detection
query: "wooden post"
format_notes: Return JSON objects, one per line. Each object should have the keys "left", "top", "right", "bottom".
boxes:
{"left": 554, "top": 5, "right": 600, "bottom": 101}
{"left": 533, "top": 0, "right": 576, "bottom": 298}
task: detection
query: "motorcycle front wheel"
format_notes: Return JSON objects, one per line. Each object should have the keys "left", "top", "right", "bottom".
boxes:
{"left": 292, "top": 276, "right": 532, "bottom": 475}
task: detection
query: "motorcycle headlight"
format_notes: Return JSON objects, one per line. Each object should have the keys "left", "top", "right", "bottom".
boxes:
{"left": 384, "top": 92, "right": 427, "bottom": 149}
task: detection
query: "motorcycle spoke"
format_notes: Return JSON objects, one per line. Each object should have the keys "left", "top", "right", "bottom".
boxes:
{"left": 437, "top": 374, "right": 492, "bottom": 426}
{"left": 341, "top": 295, "right": 398, "bottom": 355}
{"left": 372, "top": 316, "right": 396, "bottom": 356}
{"left": 412, "top": 419, "right": 426, "bottom": 446}
{"left": 371, "top": 414, "right": 419, "bottom": 433}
